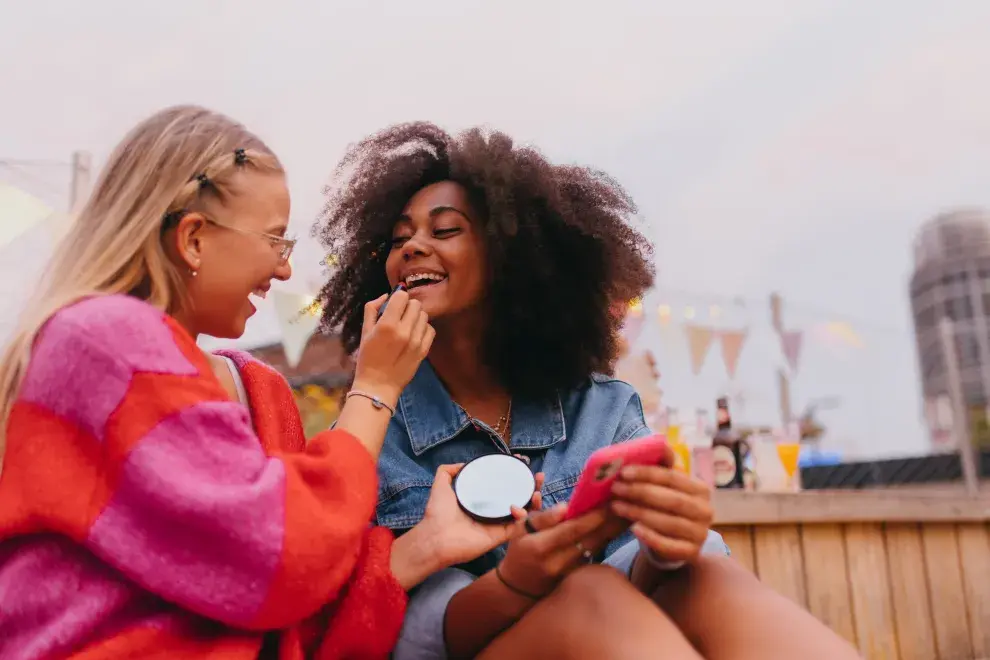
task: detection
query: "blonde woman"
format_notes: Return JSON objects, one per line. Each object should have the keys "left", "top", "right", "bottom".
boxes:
{"left": 0, "top": 106, "right": 526, "bottom": 659}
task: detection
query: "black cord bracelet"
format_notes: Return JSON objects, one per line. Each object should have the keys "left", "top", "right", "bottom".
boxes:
{"left": 494, "top": 564, "right": 543, "bottom": 600}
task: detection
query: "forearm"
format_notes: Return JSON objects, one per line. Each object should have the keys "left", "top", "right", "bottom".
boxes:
{"left": 443, "top": 571, "right": 535, "bottom": 659}
{"left": 389, "top": 523, "right": 445, "bottom": 591}
{"left": 333, "top": 381, "right": 398, "bottom": 461}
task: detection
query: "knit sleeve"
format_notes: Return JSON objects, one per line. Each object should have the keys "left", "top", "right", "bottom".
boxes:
{"left": 13, "top": 296, "right": 388, "bottom": 631}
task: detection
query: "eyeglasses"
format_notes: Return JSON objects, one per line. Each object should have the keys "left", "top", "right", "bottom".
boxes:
{"left": 162, "top": 209, "right": 297, "bottom": 263}
{"left": 205, "top": 217, "right": 297, "bottom": 263}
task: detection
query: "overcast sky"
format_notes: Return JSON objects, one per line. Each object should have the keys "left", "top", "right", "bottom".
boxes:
{"left": 4, "top": 0, "right": 990, "bottom": 458}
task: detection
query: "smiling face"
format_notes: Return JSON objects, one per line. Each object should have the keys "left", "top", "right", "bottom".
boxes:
{"left": 171, "top": 170, "right": 293, "bottom": 338}
{"left": 384, "top": 180, "right": 489, "bottom": 321}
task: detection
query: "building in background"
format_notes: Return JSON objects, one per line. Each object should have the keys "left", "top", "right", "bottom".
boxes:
{"left": 910, "top": 208, "right": 990, "bottom": 451}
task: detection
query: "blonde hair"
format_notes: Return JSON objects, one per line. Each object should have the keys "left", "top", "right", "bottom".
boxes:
{"left": 0, "top": 105, "right": 282, "bottom": 470}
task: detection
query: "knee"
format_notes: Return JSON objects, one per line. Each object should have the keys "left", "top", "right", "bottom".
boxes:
{"left": 548, "top": 564, "right": 659, "bottom": 626}
{"left": 553, "top": 564, "right": 640, "bottom": 607}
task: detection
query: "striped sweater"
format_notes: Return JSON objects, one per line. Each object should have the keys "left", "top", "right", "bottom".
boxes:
{"left": 0, "top": 295, "right": 406, "bottom": 659}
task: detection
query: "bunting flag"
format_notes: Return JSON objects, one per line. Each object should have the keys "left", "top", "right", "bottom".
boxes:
{"left": 780, "top": 330, "right": 804, "bottom": 373}
{"left": 0, "top": 183, "right": 56, "bottom": 249}
{"left": 685, "top": 325, "right": 715, "bottom": 375}
{"left": 719, "top": 329, "right": 748, "bottom": 379}
{"left": 823, "top": 321, "right": 864, "bottom": 348}
{"left": 272, "top": 291, "right": 321, "bottom": 368}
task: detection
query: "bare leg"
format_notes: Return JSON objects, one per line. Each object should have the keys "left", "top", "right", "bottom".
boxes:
{"left": 479, "top": 564, "right": 702, "bottom": 660}
{"left": 651, "top": 556, "right": 861, "bottom": 660}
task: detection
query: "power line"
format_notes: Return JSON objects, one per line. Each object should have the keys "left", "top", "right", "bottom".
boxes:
{"left": 0, "top": 158, "right": 71, "bottom": 168}
{"left": 653, "top": 286, "right": 912, "bottom": 338}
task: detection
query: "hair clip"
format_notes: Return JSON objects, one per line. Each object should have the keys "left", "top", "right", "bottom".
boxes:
{"left": 234, "top": 148, "right": 247, "bottom": 165}
{"left": 196, "top": 173, "right": 211, "bottom": 189}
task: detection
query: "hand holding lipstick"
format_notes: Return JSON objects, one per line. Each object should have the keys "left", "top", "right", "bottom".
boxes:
{"left": 354, "top": 284, "right": 434, "bottom": 406}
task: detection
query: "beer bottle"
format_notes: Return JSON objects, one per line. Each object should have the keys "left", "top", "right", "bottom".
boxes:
{"left": 712, "top": 396, "right": 747, "bottom": 489}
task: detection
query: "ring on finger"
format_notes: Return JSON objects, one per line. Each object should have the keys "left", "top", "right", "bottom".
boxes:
{"left": 575, "top": 541, "right": 594, "bottom": 564}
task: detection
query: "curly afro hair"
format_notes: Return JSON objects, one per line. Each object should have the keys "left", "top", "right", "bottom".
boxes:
{"left": 316, "top": 122, "right": 654, "bottom": 400}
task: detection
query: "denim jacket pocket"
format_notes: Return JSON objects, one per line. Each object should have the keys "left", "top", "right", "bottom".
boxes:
{"left": 377, "top": 480, "right": 433, "bottom": 530}
{"left": 541, "top": 472, "right": 580, "bottom": 508}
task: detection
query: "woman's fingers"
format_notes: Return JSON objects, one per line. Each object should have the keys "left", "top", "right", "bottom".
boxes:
{"left": 517, "top": 503, "right": 567, "bottom": 533}
{"left": 534, "top": 508, "right": 610, "bottom": 551}
{"left": 410, "top": 309, "right": 430, "bottom": 353}
{"left": 396, "top": 297, "right": 423, "bottom": 339}
{"left": 612, "top": 479, "right": 713, "bottom": 524}
{"left": 619, "top": 465, "right": 710, "bottom": 497}
{"left": 361, "top": 294, "right": 388, "bottom": 339}
{"left": 630, "top": 522, "right": 702, "bottom": 562}
{"left": 610, "top": 500, "right": 709, "bottom": 545}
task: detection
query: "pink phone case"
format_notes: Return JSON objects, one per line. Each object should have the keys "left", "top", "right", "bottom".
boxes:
{"left": 563, "top": 434, "right": 669, "bottom": 520}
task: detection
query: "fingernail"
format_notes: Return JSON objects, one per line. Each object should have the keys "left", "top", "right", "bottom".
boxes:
{"left": 612, "top": 481, "right": 628, "bottom": 494}
{"left": 620, "top": 466, "right": 636, "bottom": 479}
{"left": 377, "top": 284, "right": 405, "bottom": 319}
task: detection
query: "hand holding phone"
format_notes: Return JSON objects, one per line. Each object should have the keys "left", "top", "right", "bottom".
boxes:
{"left": 563, "top": 434, "right": 670, "bottom": 521}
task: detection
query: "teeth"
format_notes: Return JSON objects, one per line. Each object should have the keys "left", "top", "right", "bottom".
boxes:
{"left": 252, "top": 288, "right": 268, "bottom": 299}
{"left": 404, "top": 273, "right": 446, "bottom": 286}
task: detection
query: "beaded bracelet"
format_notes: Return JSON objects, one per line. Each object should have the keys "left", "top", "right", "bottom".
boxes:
{"left": 345, "top": 390, "right": 396, "bottom": 416}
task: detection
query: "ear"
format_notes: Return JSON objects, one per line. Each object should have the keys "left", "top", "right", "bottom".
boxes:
{"left": 169, "top": 212, "right": 208, "bottom": 273}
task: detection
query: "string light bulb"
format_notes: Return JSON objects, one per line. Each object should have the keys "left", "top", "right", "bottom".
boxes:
{"left": 684, "top": 306, "right": 696, "bottom": 320}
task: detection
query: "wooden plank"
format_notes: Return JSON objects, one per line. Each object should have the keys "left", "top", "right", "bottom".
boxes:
{"left": 717, "top": 526, "right": 756, "bottom": 573}
{"left": 956, "top": 523, "right": 990, "bottom": 657}
{"left": 921, "top": 524, "right": 973, "bottom": 660}
{"left": 845, "top": 523, "right": 899, "bottom": 660}
{"left": 800, "top": 524, "right": 857, "bottom": 647}
{"left": 713, "top": 490, "right": 990, "bottom": 525}
{"left": 884, "top": 524, "right": 937, "bottom": 660}
{"left": 752, "top": 525, "right": 806, "bottom": 606}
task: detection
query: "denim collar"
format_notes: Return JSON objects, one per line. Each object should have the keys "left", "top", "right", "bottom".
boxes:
{"left": 397, "top": 361, "right": 567, "bottom": 456}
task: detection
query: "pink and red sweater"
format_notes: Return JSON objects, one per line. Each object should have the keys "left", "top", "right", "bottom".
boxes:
{"left": 0, "top": 295, "right": 407, "bottom": 659}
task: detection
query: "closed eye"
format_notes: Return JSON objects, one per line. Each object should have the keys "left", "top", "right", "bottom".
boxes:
{"left": 434, "top": 228, "right": 460, "bottom": 237}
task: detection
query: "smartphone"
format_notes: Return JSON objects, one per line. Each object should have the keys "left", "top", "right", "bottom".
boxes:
{"left": 563, "top": 434, "right": 670, "bottom": 520}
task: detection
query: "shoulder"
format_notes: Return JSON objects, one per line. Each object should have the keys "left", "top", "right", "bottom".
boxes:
{"left": 36, "top": 294, "right": 202, "bottom": 375}
{"left": 560, "top": 374, "right": 648, "bottom": 444}
{"left": 213, "top": 349, "right": 289, "bottom": 388}
{"left": 48, "top": 294, "right": 167, "bottom": 334}
{"left": 564, "top": 374, "right": 643, "bottom": 411}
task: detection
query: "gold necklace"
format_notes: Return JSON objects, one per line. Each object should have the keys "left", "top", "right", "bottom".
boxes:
{"left": 458, "top": 399, "right": 513, "bottom": 441}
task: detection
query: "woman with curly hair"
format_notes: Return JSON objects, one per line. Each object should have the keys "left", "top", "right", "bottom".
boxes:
{"left": 317, "top": 123, "right": 860, "bottom": 660}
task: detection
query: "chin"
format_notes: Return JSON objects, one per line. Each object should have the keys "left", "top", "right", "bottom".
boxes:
{"left": 206, "top": 318, "right": 248, "bottom": 341}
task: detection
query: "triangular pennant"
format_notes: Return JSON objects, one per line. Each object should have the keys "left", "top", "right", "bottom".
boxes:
{"left": 685, "top": 325, "right": 715, "bottom": 375}
{"left": 272, "top": 291, "right": 321, "bottom": 368}
{"left": 780, "top": 330, "right": 803, "bottom": 373}
{"left": 719, "top": 329, "right": 748, "bottom": 379}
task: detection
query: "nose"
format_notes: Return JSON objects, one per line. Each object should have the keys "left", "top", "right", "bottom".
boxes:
{"left": 274, "top": 258, "right": 292, "bottom": 282}
{"left": 400, "top": 233, "right": 433, "bottom": 261}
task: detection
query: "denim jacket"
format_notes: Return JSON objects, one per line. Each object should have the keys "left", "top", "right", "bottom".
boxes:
{"left": 381, "top": 362, "right": 729, "bottom": 659}
{"left": 377, "top": 361, "right": 728, "bottom": 570}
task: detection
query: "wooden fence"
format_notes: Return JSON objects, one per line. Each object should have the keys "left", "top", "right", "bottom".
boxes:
{"left": 713, "top": 490, "right": 990, "bottom": 660}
